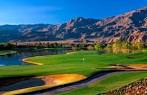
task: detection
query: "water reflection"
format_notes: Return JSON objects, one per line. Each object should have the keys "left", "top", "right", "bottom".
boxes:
{"left": 0, "top": 49, "right": 70, "bottom": 66}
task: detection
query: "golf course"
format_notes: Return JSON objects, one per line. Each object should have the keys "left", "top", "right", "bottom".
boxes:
{"left": 0, "top": 1, "right": 146, "bottom": 95}
{"left": 0, "top": 50, "right": 147, "bottom": 95}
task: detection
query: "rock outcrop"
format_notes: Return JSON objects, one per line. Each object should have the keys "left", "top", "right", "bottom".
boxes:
{"left": 101, "top": 78, "right": 147, "bottom": 95}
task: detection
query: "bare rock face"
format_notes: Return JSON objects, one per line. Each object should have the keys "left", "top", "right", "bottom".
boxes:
{"left": 94, "top": 7, "right": 147, "bottom": 43}
{"left": 0, "top": 7, "right": 146, "bottom": 43}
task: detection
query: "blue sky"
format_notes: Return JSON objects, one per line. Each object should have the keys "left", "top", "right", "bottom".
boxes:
{"left": 0, "top": 0, "right": 147, "bottom": 25}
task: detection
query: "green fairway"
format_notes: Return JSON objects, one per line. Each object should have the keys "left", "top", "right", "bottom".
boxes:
{"left": 0, "top": 51, "right": 146, "bottom": 77}
{"left": 0, "top": 51, "right": 146, "bottom": 94}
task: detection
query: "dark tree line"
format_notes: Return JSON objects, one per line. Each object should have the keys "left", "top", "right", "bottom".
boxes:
{"left": 0, "top": 40, "right": 146, "bottom": 51}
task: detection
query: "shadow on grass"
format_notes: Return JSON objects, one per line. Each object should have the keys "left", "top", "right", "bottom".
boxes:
{"left": 0, "top": 76, "right": 45, "bottom": 92}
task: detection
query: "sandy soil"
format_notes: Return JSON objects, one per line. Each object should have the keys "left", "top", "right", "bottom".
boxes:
{"left": 38, "top": 74, "right": 86, "bottom": 85}
{"left": 128, "top": 64, "right": 147, "bottom": 70}
{"left": 1, "top": 74, "right": 86, "bottom": 95}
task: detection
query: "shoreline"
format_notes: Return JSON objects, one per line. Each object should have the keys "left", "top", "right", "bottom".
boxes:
{"left": 23, "top": 51, "right": 77, "bottom": 65}
{"left": 0, "top": 50, "right": 17, "bottom": 56}
{"left": 22, "top": 58, "right": 43, "bottom": 65}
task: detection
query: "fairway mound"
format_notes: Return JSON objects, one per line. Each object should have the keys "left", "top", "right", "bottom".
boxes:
{"left": 2, "top": 74, "right": 86, "bottom": 95}
{"left": 101, "top": 78, "right": 147, "bottom": 95}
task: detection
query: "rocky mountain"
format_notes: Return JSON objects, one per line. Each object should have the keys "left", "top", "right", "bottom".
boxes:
{"left": 0, "top": 7, "right": 146, "bottom": 43}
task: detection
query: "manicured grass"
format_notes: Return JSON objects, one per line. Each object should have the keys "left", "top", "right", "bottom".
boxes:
{"left": 58, "top": 71, "right": 147, "bottom": 95}
{"left": 29, "top": 51, "right": 147, "bottom": 65}
{"left": 0, "top": 50, "right": 17, "bottom": 56}
{"left": 0, "top": 51, "right": 146, "bottom": 78}
{"left": 0, "top": 51, "right": 146, "bottom": 94}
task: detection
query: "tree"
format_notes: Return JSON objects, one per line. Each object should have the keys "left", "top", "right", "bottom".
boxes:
{"left": 94, "top": 43, "right": 103, "bottom": 51}
{"left": 132, "top": 41, "right": 144, "bottom": 50}
{"left": 123, "top": 42, "right": 132, "bottom": 49}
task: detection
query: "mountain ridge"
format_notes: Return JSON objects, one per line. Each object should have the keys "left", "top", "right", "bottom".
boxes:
{"left": 0, "top": 7, "right": 146, "bottom": 43}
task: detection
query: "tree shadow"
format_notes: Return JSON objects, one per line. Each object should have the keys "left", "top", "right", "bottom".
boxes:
{"left": 0, "top": 76, "right": 45, "bottom": 92}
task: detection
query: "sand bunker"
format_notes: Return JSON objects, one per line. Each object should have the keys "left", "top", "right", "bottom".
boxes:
{"left": 38, "top": 74, "right": 86, "bottom": 85}
{"left": 2, "top": 74, "right": 86, "bottom": 95}
{"left": 128, "top": 64, "right": 147, "bottom": 70}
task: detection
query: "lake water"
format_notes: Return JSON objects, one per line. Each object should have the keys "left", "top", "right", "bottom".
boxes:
{"left": 0, "top": 49, "right": 70, "bottom": 66}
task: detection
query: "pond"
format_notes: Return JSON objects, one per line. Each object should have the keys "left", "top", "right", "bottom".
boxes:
{"left": 0, "top": 49, "right": 70, "bottom": 66}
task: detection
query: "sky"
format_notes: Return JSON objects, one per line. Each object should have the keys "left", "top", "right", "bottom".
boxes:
{"left": 0, "top": 0, "right": 147, "bottom": 25}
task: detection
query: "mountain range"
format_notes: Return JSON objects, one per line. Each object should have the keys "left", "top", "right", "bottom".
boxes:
{"left": 0, "top": 7, "right": 147, "bottom": 43}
